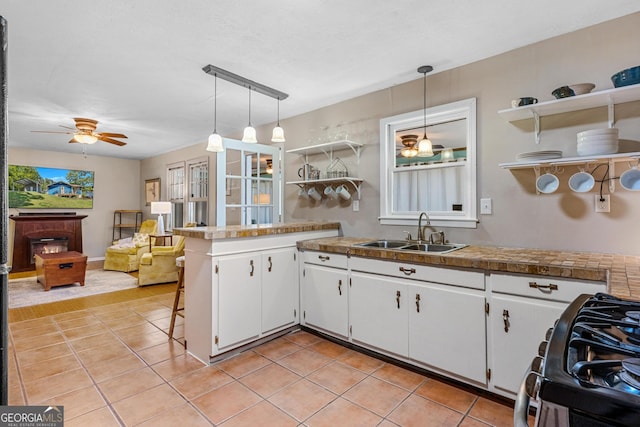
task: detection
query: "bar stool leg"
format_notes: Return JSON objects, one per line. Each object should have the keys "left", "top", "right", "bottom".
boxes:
{"left": 169, "top": 257, "right": 185, "bottom": 340}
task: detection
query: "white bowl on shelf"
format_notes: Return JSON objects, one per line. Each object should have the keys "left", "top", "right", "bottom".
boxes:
{"left": 577, "top": 144, "right": 618, "bottom": 156}
{"left": 569, "top": 83, "right": 596, "bottom": 95}
{"left": 577, "top": 128, "right": 618, "bottom": 138}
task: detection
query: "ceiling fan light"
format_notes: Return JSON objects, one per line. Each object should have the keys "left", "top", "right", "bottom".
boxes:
{"left": 75, "top": 134, "right": 98, "bottom": 144}
{"left": 400, "top": 146, "right": 418, "bottom": 158}
{"left": 242, "top": 126, "right": 257, "bottom": 143}
{"left": 271, "top": 126, "right": 285, "bottom": 142}
{"left": 417, "top": 135, "right": 434, "bottom": 157}
{"left": 206, "top": 132, "right": 224, "bottom": 152}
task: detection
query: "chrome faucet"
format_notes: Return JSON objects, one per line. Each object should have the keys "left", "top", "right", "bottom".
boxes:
{"left": 417, "top": 212, "right": 430, "bottom": 242}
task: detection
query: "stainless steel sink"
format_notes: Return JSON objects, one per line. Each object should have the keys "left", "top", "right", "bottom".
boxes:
{"left": 355, "top": 240, "right": 466, "bottom": 254}
{"left": 400, "top": 243, "right": 467, "bottom": 253}
{"left": 356, "top": 240, "right": 409, "bottom": 249}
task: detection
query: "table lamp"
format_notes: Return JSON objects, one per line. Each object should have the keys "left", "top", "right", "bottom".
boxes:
{"left": 150, "top": 201, "right": 172, "bottom": 235}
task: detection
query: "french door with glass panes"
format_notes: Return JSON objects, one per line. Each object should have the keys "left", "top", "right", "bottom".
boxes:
{"left": 216, "top": 139, "right": 282, "bottom": 226}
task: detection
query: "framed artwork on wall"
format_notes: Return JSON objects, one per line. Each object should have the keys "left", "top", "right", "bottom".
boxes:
{"left": 145, "top": 178, "right": 160, "bottom": 205}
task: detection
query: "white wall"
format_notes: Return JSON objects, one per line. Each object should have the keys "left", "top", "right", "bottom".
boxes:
{"left": 8, "top": 147, "right": 141, "bottom": 260}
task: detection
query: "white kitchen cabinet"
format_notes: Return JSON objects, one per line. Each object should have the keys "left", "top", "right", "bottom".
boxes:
{"left": 408, "top": 282, "right": 487, "bottom": 385}
{"left": 261, "top": 247, "right": 298, "bottom": 334}
{"left": 301, "top": 259, "right": 349, "bottom": 338}
{"left": 217, "top": 252, "right": 262, "bottom": 349}
{"left": 350, "top": 272, "right": 408, "bottom": 357}
{"left": 488, "top": 273, "right": 606, "bottom": 396}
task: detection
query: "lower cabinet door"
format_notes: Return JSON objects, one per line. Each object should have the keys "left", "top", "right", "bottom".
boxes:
{"left": 490, "top": 294, "right": 565, "bottom": 394}
{"left": 301, "top": 263, "right": 348, "bottom": 338}
{"left": 261, "top": 247, "right": 297, "bottom": 333}
{"left": 408, "top": 283, "right": 487, "bottom": 384}
{"left": 350, "top": 272, "right": 408, "bottom": 357}
{"left": 217, "top": 253, "right": 262, "bottom": 349}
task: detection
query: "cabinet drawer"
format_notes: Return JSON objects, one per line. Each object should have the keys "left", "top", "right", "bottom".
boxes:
{"left": 490, "top": 273, "right": 606, "bottom": 302}
{"left": 350, "top": 257, "right": 484, "bottom": 290}
{"left": 302, "top": 251, "right": 348, "bottom": 269}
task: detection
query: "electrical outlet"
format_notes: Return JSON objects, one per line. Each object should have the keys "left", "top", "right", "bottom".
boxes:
{"left": 480, "top": 198, "right": 492, "bottom": 215}
{"left": 595, "top": 194, "right": 610, "bottom": 213}
{"left": 353, "top": 200, "right": 360, "bottom": 212}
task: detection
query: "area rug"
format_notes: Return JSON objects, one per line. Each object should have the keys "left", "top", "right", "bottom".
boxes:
{"left": 8, "top": 269, "right": 138, "bottom": 308}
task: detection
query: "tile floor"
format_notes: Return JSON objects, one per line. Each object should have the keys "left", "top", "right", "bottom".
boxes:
{"left": 7, "top": 292, "right": 529, "bottom": 426}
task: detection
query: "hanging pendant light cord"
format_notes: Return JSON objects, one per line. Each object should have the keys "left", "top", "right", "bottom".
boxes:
{"left": 213, "top": 74, "right": 218, "bottom": 133}
{"left": 422, "top": 71, "right": 427, "bottom": 135}
{"left": 248, "top": 87, "right": 252, "bottom": 126}
{"left": 277, "top": 98, "right": 280, "bottom": 126}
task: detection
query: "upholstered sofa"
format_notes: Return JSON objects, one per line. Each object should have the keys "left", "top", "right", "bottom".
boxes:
{"left": 103, "top": 219, "right": 157, "bottom": 272}
{"left": 137, "top": 235, "right": 185, "bottom": 286}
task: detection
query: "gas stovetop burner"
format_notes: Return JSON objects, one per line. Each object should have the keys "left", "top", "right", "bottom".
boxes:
{"left": 620, "top": 358, "right": 640, "bottom": 390}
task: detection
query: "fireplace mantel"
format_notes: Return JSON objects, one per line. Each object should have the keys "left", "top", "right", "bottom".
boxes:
{"left": 10, "top": 214, "right": 87, "bottom": 272}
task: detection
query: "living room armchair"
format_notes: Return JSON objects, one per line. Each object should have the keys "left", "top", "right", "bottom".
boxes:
{"left": 137, "top": 235, "right": 185, "bottom": 286}
{"left": 103, "top": 219, "right": 157, "bottom": 273}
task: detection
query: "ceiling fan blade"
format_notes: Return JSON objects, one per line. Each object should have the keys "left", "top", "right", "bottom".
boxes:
{"left": 59, "top": 125, "right": 76, "bottom": 130}
{"left": 98, "top": 132, "right": 128, "bottom": 139}
{"left": 69, "top": 139, "right": 78, "bottom": 143}
{"left": 98, "top": 136, "right": 127, "bottom": 146}
{"left": 31, "top": 130, "right": 75, "bottom": 134}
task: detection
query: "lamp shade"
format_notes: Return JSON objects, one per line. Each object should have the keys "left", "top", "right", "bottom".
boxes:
{"left": 242, "top": 126, "right": 257, "bottom": 143}
{"left": 150, "top": 201, "right": 172, "bottom": 215}
{"left": 271, "top": 126, "right": 285, "bottom": 142}
{"left": 417, "top": 136, "right": 434, "bottom": 157}
{"left": 206, "top": 132, "right": 224, "bottom": 152}
{"left": 74, "top": 134, "right": 98, "bottom": 144}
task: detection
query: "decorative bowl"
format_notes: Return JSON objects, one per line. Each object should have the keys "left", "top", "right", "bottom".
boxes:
{"left": 552, "top": 86, "right": 575, "bottom": 99}
{"left": 569, "top": 83, "right": 595, "bottom": 95}
{"left": 611, "top": 66, "right": 640, "bottom": 88}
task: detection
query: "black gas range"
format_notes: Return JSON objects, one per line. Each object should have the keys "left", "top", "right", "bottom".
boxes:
{"left": 516, "top": 293, "right": 640, "bottom": 427}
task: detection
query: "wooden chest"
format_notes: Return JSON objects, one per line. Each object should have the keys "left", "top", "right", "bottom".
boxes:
{"left": 35, "top": 251, "right": 87, "bottom": 291}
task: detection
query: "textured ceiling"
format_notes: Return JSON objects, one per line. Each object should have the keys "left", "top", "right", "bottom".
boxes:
{"left": 3, "top": 0, "right": 640, "bottom": 159}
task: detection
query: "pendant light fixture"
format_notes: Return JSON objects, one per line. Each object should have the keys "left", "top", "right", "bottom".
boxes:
{"left": 206, "top": 74, "right": 224, "bottom": 152}
{"left": 417, "top": 65, "right": 434, "bottom": 157}
{"left": 242, "top": 86, "right": 258, "bottom": 143}
{"left": 271, "top": 97, "right": 285, "bottom": 142}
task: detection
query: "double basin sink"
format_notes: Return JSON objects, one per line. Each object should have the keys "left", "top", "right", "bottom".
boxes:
{"left": 355, "top": 240, "right": 466, "bottom": 254}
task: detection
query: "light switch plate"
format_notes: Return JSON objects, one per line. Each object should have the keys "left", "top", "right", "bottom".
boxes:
{"left": 480, "top": 198, "right": 492, "bottom": 215}
{"left": 353, "top": 200, "right": 360, "bottom": 212}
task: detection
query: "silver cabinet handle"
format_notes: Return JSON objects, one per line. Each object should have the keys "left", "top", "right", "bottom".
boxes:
{"left": 396, "top": 290, "right": 401, "bottom": 309}
{"left": 268, "top": 256, "right": 272, "bottom": 272}
{"left": 338, "top": 279, "right": 342, "bottom": 296}
{"left": 503, "top": 309, "right": 510, "bottom": 333}
{"left": 318, "top": 255, "right": 330, "bottom": 262}
{"left": 415, "top": 294, "right": 421, "bottom": 313}
{"left": 249, "top": 259, "right": 254, "bottom": 277}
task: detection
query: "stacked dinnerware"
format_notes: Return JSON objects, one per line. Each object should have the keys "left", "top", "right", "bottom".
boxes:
{"left": 516, "top": 150, "right": 562, "bottom": 162}
{"left": 577, "top": 128, "right": 618, "bottom": 156}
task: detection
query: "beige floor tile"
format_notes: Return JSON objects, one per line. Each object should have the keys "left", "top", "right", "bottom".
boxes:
{"left": 215, "top": 350, "right": 272, "bottom": 379}
{"left": 52, "top": 310, "right": 93, "bottom": 322}
{"left": 337, "top": 349, "right": 386, "bottom": 374}
{"left": 305, "top": 397, "right": 382, "bottom": 427}
{"left": 98, "top": 367, "right": 164, "bottom": 402}
{"left": 468, "top": 397, "right": 522, "bottom": 427}
{"left": 112, "top": 383, "right": 186, "bottom": 425}
{"left": 12, "top": 331, "right": 66, "bottom": 352}
{"left": 61, "top": 322, "right": 111, "bottom": 340}
{"left": 268, "top": 379, "right": 337, "bottom": 422}
{"left": 137, "top": 402, "right": 212, "bottom": 427}
{"left": 221, "top": 400, "right": 298, "bottom": 427}
{"left": 66, "top": 406, "right": 121, "bottom": 427}
{"left": 282, "top": 330, "right": 322, "bottom": 347}
{"left": 19, "top": 353, "right": 82, "bottom": 383}
{"left": 55, "top": 315, "right": 101, "bottom": 330}
{"left": 170, "top": 366, "right": 234, "bottom": 400}
{"left": 121, "top": 329, "right": 170, "bottom": 351}
{"left": 33, "top": 385, "right": 106, "bottom": 420}
{"left": 372, "top": 363, "right": 426, "bottom": 391}
{"left": 387, "top": 394, "right": 464, "bottom": 427}
{"left": 113, "top": 321, "right": 161, "bottom": 340}
{"left": 10, "top": 321, "right": 58, "bottom": 339}
{"left": 76, "top": 342, "right": 134, "bottom": 365}
{"left": 239, "top": 363, "right": 301, "bottom": 398}
{"left": 16, "top": 342, "right": 73, "bottom": 367}
{"left": 459, "top": 417, "right": 492, "bottom": 427}
{"left": 152, "top": 353, "right": 207, "bottom": 381}
{"left": 67, "top": 330, "right": 122, "bottom": 352}
{"left": 101, "top": 312, "right": 148, "bottom": 330}
{"left": 343, "top": 376, "right": 410, "bottom": 417}
{"left": 8, "top": 385, "right": 25, "bottom": 406}
{"left": 192, "top": 381, "right": 262, "bottom": 424}
{"left": 307, "top": 361, "right": 367, "bottom": 394}
{"left": 277, "top": 348, "right": 333, "bottom": 376}
{"left": 253, "top": 337, "right": 302, "bottom": 360}
{"left": 10, "top": 317, "right": 56, "bottom": 333}
{"left": 309, "top": 340, "right": 350, "bottom": 359}
{"left": 85, "top": 351, "right": 147, "bottom": 383}
{"left": 23, "top": 367, "right": 93, "bottom": 403}
{"left": 136, "top": 340, "right": 186, "bottom": 365}
{"left": 414, "top": 378, "right": 477, "bottom": 413}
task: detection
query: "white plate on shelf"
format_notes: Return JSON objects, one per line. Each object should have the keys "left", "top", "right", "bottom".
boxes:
{"left": 516, "top": 150, "right": 563, "bottom": 162}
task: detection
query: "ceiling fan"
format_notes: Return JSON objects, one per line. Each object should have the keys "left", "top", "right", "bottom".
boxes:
{"left": 32, "top": 117, "right": 128, "bottom": 146}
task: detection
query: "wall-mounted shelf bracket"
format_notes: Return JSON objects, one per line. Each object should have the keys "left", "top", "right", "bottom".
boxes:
{"left": 533, "top": 111, "right": 541, "bottom": 145}
{"left": 533, "top": 165, "right": 541, "bottom": 195}
{"left": 608, "top": 96, "right": 615, "bottom": 128}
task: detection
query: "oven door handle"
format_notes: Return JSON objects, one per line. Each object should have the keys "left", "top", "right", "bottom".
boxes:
{"left": 514, "top": 365, "right": 533, "bottom": 427}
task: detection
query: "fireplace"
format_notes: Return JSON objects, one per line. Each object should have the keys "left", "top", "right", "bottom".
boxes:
{"left": 10, "top": 213, "right": 86, "bottom": 272}
{"left": 29, "top": 237, "right": 69, "bottom": 265}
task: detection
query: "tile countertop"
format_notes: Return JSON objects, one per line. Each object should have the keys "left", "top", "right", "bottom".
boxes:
{"left": 173, "top": 222, "right": 341, "bottom": 240}
{"left": 296, "top": 237, "right": 640, "bottom": 300}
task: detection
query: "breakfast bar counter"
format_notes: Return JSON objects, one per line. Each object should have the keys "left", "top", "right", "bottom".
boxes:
{"left": 296, "top": 237, "right": 640, "bottom": 300}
